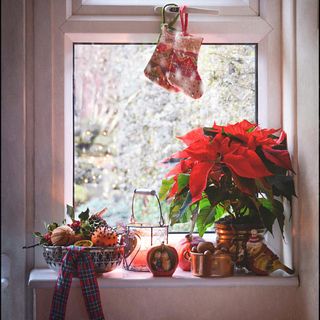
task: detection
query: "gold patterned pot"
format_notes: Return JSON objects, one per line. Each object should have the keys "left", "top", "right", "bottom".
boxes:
{"left": 215, "top": 222, "right": 266, "bottom": 268}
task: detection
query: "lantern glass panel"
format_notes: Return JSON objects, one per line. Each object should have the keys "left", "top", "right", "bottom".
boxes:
{"left": 124, "top": 224, "right": 168, "bottom": 271}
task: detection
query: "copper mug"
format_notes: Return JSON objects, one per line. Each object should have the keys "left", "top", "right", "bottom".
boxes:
{"left": 190, "top": 252, "right": 234, "bottom": 277}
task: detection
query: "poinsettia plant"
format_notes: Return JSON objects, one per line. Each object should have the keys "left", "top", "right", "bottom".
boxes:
{"left": 159, "top": 120, "right": 296, "bottom": 237}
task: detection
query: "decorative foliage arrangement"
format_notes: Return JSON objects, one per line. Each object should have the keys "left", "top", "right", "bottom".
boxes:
{"left": 32, "top": 206, "right": 121, "bottom": 247}
{"left": 159, "top": 120, "right": 296, "bottom": 236}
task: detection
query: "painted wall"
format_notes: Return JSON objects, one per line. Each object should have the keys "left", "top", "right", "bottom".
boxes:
{"left": 1, "top": 0, "right": 34, "bottom": 319}
{"left": 1, "top": 0, "right": 318, "bottom": 319}
{"left": 35, "top": 287, "right": 299, "bottom": 320}
{"left": 295, "top": 0, "right": 319, "bottom": 319}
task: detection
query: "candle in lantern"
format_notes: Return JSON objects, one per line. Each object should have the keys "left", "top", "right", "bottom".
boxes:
{"left": 122, "top": 189, "right": 169, "bottom": 272}
{"left": 128, "top": 227, "right": 151, "bottom": 271}
{"left": 131, "top": 249, "right": 148, "bottom": 269}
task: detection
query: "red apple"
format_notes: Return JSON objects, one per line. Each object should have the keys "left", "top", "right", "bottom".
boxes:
{"left": 176, "top": 234, "right": 204, "bottom": 271}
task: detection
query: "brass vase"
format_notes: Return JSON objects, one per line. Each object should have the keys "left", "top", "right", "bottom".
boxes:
{"left": 215, "top": 222, "right": 266, "bottom": 269}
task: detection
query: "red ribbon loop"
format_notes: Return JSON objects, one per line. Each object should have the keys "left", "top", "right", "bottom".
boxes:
{"left": 179, "top": 5, "right": 188, "bottom": 35}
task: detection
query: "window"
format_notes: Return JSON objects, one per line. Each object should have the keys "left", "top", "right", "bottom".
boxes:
{"left": 73, "top": 44, "right": 257, "bottom": 231}
{"left": 33, "top": 0, "right": 286, "bottom": 265}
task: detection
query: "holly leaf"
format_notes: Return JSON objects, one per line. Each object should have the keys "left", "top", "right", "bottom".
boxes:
{"left": 32, "top": 232, "right": 43, "bottom": 238}
{"left": 40, "top": 238, "right": 49, "bottom": 245}
{"left": 159, "top": 178, "right": 174, "bottom": 201}
{"left": 66, "top": 204, "right": 75, "bottom": 220}
{"left": 78, "top": 208, "right": 90, "bottom": 221}
{"left": 80, "top": 220, "right": 92, "bottom": 239}
{"left": 47, "top": 222, "right": 59, "bottom": 232}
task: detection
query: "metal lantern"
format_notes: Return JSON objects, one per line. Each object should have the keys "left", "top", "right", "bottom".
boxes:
{"left": 122, "top": 189, "right": 168, "bottom": 272}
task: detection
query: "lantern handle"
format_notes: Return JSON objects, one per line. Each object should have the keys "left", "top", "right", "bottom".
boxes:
{"left": 131, "top": 189, "right": 165, "bottom": 226}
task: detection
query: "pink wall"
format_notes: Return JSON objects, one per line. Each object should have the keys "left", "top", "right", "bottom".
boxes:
{"left": 294, "top": 0, "right": 319, "bottom": 318}
{"left": 35, "top": 287, "right": 299, "bottom": 320}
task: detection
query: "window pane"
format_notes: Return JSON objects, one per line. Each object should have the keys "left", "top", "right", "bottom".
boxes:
{"left": 73, "top": 44, "right": 256, "bottom": 232}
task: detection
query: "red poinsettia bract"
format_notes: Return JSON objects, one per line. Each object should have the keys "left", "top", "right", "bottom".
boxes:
{"left": 164, "top": 120, "right": 293, "bottom": 204}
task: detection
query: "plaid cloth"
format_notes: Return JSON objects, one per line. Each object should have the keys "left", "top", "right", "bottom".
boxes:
{"left": 49, "top": 245, "right": 105, "bottom": 320}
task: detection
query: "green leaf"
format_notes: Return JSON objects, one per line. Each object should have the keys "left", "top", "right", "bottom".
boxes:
{"left": 258, "top": 198, "right": 276, "bottom": 234}
{"left": 66, "top": 204, "right": 75, "bottom": 220}
{"left": 199, "top": 197, "right": 211, "bottom": 210}
{"left": 169, "top": 192, "right": 192, "bottom": 226}
{"left": 196, "top": 205, "right": 215, "bottom": 237}
{"left": 40, "top": 238, "right": 49, "bottom": 245}
{"left": 221, "top": 128, "right": 244, "bottom": 143}
{"left": 178, "top": 191, "right": 192, "bottom": 217}
{"left": 79, "top": 208, "right": 90, "bottom": 221}
{"left": 80, "top": 220, "right": 92, "bottom": 238}
{"left": 266, "top": 175, "right": 296, "bottom": 201}
{"left": 32, "top": 232, "right": 43, "bottom": 238}
{"left": 47, "top": 222, "right": 59, "bottom": 232}
{"left": 272, "top": 199, "right": 285, "bottom": 236}
{"left": 203, "top": 127, "right": 217, "bottom": 138}
{"left": 214, "top": 204, "right": 226, "bottom": 221}
{"left": 190, "top": 204, "right": 199, "bottom": 234}
{"left": 159, "top": 178, "right": 174, "bottom": 201}
{"left": 255, "top": 179, "right": 273, "bottom": 198}
{"left": 177, "top": 174, "right": 190, "bottom": 192}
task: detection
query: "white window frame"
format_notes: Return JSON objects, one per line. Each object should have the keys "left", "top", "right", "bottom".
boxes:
{"left": 34, "top": 0, "right": 285, "bottom": 267}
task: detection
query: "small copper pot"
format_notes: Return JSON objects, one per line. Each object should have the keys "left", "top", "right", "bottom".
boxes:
{"left": 190, "top": 252, "right": 234, "bottom": 277}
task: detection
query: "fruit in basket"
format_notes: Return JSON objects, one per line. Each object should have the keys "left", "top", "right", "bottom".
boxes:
{"left": 74, "top": 240, "right": 93, "bottom": 247}
{"left": 91, "top": 227, "right": 118, "bottom": 247}
{"left": 51, "top": 225, "right": 75, "bottom": 246}
{"left": 176, "top": 234, "right": 204, "bottom": 271}
{"left": 68, "top": 220, "right": 81, "bottom": 233}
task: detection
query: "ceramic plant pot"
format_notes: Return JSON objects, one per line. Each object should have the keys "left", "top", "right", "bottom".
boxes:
{"left": 215, "top": 221, "right": 266, "bottom": 268}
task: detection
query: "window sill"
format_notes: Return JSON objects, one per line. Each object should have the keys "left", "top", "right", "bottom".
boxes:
{"left": 29, "top": 268, "right": 299, "bottom": 289}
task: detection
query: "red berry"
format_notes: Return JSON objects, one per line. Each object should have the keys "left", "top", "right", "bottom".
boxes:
{"left": 43, "top": 232, "right": 52, "bottom": 245}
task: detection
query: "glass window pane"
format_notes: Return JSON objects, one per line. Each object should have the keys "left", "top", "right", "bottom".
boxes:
{"left": 73, "top": 44, "right": 256, "bottom": 232}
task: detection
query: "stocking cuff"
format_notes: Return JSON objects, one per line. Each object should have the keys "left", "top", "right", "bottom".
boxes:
{"left": 174, "top": 35, "right": 203, "bottom": 53}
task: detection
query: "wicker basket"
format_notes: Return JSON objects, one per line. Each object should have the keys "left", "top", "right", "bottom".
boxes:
{"left": 42, "top": 245, "right": 125, "bottom": 274}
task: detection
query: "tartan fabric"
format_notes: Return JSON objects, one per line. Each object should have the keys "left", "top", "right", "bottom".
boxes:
{"left": 49, "top": 245, "right": 105, "bottom": 320}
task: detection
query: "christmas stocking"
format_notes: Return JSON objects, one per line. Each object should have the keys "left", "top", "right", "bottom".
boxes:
{"left": 144, "top": 5, "right": 180, "bottom": 92}
{"left": 168, "top": 6, "right": 204, "bottom": 99}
